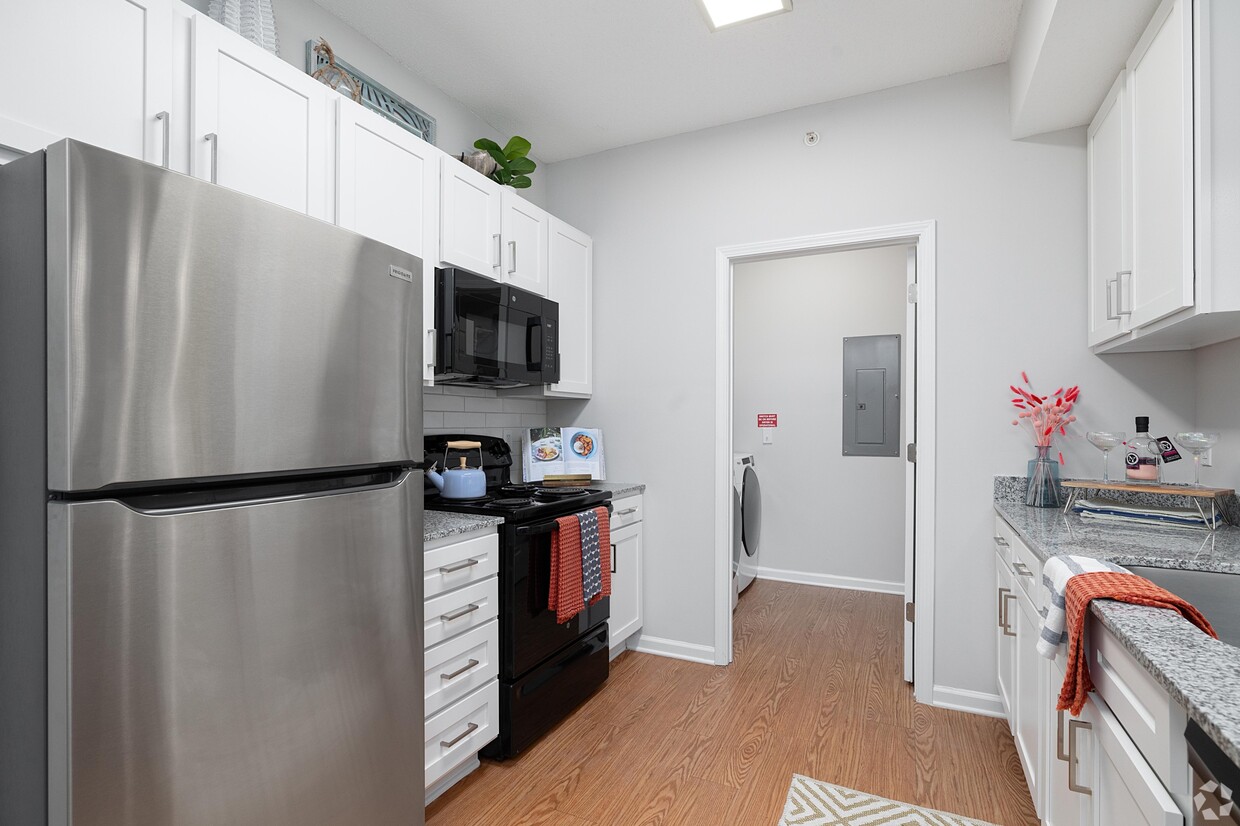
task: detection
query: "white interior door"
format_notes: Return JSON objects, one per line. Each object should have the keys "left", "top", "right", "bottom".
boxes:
{"left": 903, "top": 247, "right": 916, "bottom": 683}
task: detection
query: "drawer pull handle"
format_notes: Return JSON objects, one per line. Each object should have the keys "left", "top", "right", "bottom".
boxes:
{"left": 617, "top": 507, "right": 638, "bottom": 515}
{"left": 1067, "top": 718, "right": 1093, "bottom": 795}
{"left": 440, "top": 722, "right": 478, "bottom": 748}
{"left": 993, "top": 536, "right": 1008, "bottom": 546}
{"left": 439, "top": 558, "right": 480, "bottom": 574}
{"left": 1056, "top": 708, "right": 1069, "bottom": 762}
{"left": 441, "top": 659, "right": 480, "bottom": 681}
{"left": 492, "top": 233, "right": 502, "bottom": 269}
{"left": 440, "top": 603, "right": 480, "bottom": 622}
{"left": 1013, "top": 562, "right": 1035, "bottom": 578}
{"left": 999, "top": 590, "right": 1017, "bottom": 637}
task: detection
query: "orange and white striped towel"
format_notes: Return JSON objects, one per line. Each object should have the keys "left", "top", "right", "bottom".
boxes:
{"left": 1058, "top": 570, "right": 1216, "bottom": 715}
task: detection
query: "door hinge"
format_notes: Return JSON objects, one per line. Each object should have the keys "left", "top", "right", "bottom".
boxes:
{"left": 905, "top": 602, "right": 915, "bottom": 623}
{"left": 906, "top": 443, "right": 917, "bottom": 463}
{"left": 907, "top": 283, "right": 918, "bottom": 304}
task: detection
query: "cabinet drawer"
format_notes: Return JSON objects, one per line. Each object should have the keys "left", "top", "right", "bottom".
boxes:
{"left": 424, "top": 577, "right": 498, "bottom": 648}
{"left": 610, "top": 494, "right": 643, "bottom": 530}
{"left": 424, "top": 618, "right": 498, "bottom": 718}
{"left": 425, "top": 531, "right": 499, "bottom": 600}
{"left": 1088, "top": 614, "right": 1188, "bottom": 799}
{"left": 1011, "top": 534, "right": 1041, "bottom": 605}
{"left": 424, "top": 679, "right": 499, "bottom": 790}
{"left": 993, "top": 516, "right": 1017, "bottom": 566}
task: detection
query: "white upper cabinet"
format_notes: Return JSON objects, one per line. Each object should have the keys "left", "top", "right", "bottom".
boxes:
{"left": 336, "top": 100, "right": 442, "bottom": 383}
{"left": 1087, "top": 73, "right": 1132, "bottom": 348}
{"left": 546, "top": 218, "right": 593, "bottom": 398}
{"left": 500, "top": 192, "right": 549, "bottom": 296}
{"left": 440, "top": 158, "right": 503, "bottom": 279}
{"left": 1126, "top": 0, "right": 1194, "bottom": 329}
{"left": 1, "top": 0, "right": 173, "bottom": 164}
{"left": 191, "top": 16, "right": 330, "bottom": 219}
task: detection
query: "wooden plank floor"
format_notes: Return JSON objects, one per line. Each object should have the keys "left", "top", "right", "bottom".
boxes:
{"left": 426, "top": 580, "right": 1038, "bottom": 825}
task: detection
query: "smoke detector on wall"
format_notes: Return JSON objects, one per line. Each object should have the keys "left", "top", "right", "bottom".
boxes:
{"left": 804, "top": 131, "right": 819, "bottom": 146}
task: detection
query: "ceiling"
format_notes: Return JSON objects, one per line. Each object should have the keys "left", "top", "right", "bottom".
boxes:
{"left": 310, "top": 0, "right": 1024, "bottom": 162}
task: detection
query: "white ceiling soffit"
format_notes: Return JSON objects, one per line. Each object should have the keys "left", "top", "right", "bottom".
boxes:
{"left": 1009, "top": 0, "right": 1162, "bottom": 139}
{"left": 310, "top": 0, "right": 1022, "bottom": 162}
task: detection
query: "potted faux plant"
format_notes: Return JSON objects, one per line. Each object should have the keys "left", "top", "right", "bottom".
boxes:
{"left": 463, "top": 136, "right": 537, "bottom": 189}
{"left": 1010, "top": 373, "right": 1079, "bottom": 507}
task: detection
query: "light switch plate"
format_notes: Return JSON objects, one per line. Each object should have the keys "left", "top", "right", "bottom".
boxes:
{"left": 1202, "top": 448, "right": 1213, "bottom": 467}
{"left": 762, "top": 431, "right": 773, "bottom": 445}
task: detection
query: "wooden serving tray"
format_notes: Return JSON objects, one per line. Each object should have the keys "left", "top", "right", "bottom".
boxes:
{"left": 541, "top": 474, "right": 594, "bottom": 488}
{"left": 1060, "top": 480, "right": 1234, "bottom": 498}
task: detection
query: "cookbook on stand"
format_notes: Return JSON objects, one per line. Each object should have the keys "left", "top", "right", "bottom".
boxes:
{"left": 523, "top": 427, "right": 606, "bottom": 482}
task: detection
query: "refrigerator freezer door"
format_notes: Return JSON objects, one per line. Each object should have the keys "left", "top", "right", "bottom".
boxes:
{"left": 45, "top": 141, "right": 422, "bottom": 492}
{"left": 47, "top": 472, "right": 425, "bottom": 826}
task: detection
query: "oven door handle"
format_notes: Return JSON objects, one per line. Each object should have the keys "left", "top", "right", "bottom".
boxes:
{"left": 514, "top": 503, "right": 613, "bottom": 537}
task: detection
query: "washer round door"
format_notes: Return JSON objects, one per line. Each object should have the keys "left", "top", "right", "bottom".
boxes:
{"left": 741, "top": 465, "right": 762, "bottom": 559}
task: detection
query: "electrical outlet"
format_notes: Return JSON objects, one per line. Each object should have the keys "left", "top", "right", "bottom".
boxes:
{"left": 762, "top": 431, "right": 774, "bottom": 445}
{"left": 1202, "top": 448, "right": 1213, "bottom": 467}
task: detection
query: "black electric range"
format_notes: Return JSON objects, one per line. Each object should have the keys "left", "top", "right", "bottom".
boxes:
{"left": 423, "top": 435, "right": 612, "bottom": 759}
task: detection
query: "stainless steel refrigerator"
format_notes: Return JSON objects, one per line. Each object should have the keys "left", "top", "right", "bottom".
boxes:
{"left": 0, "top": 141, "right": 426, "bottom": 825}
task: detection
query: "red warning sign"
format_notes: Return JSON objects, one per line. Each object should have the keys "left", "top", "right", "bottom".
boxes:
{"left": 757, "top": 414, "right": 778, "bottom": 428}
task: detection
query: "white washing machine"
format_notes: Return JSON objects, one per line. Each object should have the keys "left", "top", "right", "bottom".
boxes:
{"left": 732, "top": 453, "right": 762, "bottom": 606}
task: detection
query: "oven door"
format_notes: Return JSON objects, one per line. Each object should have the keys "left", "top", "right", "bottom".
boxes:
{"left": 504, "top": 517, "right": 609, "bottom": 680}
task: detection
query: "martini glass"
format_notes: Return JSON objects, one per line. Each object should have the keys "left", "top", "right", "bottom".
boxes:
{"left": 1086, "top": 431, "right": 1126, "bottom": 483}
{"left": 1173, "top": 432, "right": 1220, "bottom": 486}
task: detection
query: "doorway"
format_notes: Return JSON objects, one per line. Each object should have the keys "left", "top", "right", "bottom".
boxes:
{"left": 712, "top": 222, "right": 937, "bottom": 704}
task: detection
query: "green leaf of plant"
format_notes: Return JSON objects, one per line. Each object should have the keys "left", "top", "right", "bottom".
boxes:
{"left": 510, "top": 176, "right": 531, "bottom": 189}
{"left": 484, "top": 147, "right": 507, "bottom": 167}
{"left": 508, "top": 157, "right": 536, "bottom": 174}
{"left": 474, "top": 138, "right": 501, "bottom": 153}
{"left": 503, "top": 136, "right": 532, "bottom": 160}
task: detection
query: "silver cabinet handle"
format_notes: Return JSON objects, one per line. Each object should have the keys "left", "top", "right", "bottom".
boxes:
{"left": 508, "top": 240, "right": 517, "bottom": 274}
{"left": 1013, "top": 561, "right": 1035, "bottom": 578}
{"left": 440, "top": 603, "right": 479, "bottom": 622}
{"left": 1106, "top": 278, "right": 1120, "bottom": 321}
{"left": 427, "top": 328, "right": 437, "bottom": 369}
{"left": 993, "top": 536, "right": 1008, "bottom": 546}
{"left": 610, "top": 543, "right": 617, "bottom": 575}
{"left": 439, "top": 722, "right": 478, "bottom": 748}
{"left": 492, "top": 233, "right": 502, "bottom": 269}
{"left": 617, "top": 507, "right": 638, "bottom": 515}
{"left": 204, "top": 132, "right": 218, "bottom": 183}
{"left": 1117, "top": 270, "right": 1133, "bottom": 316}
{"left": 439, "top": 558, "right": 479, "bottom": 574}
{"left": 155, "top": 111, "right": 170, "bottom": 169}
{"left": 440, "top": 658, "right": 480, "bottom": 681}
{"left": 1056, "top": 708, "right": 1069, "bottom": 761}
{"left": 998, "top": 589, "right": 1017, "bottom": 637}
{"left": 1067, "top": 718, "right": 1093, "bottom": 795}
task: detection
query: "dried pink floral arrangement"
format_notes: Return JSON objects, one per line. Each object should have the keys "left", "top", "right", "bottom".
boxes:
{"left": 1010, "top": 371, "right": 1079, "bottom": 465}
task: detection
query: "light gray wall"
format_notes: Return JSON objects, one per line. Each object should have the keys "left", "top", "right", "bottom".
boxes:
{"left": 1193, "top": 338, "right": 1240, "bottom": 489}
{"left": 544, "top": 64, "right": 1198, "bottom": 697}
{"left": 733, "top": 246, "right": 908, "bottom": 586}
{"left": 178, "top": 0, "right": 547, "bottom": 206}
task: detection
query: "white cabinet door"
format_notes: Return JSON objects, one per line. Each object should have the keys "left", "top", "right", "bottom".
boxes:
{"left": 191, "top": 16, "right": 329, "bottom": 218}
{"left": 608, "top": 518, "right": 642, "bottom": 655}
{"left": 1013, "top": 588, "right": 1044, "bottom": 817}
{"left": 1127, "top": 0, "right": 1194, "bottom": 328}
{"left": 336, "top": 100, "right": 441, "bottom": 382}
{"left": 996, "top": 552, "right": 1016, "bottom": 724}
{"left": 1087, "top": 72, "right": 1132, "bottom": 347}
{"left": 1, "top": 0, "right": 173, "bottom": 164}
{"left": 1045, "top": 657, "right": 1091, "bottom": 826}
{"left": 440, "top": 157, "right": 502, "bottom": 279}
{"left": 546, "top": 219, "right": 593, "bottom": 397}
{"left": 1087, "top": 695, "right": 1184, "bottom": 826}
{"left": 501, "top": 191, "right": 549, "bottom": 296}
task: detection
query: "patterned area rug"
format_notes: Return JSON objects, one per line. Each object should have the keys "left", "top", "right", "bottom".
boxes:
{"left": 779, "top": 775, "right": 998, "bottom": 826}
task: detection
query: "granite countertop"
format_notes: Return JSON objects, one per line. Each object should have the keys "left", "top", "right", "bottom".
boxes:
{"left": 590, "top": 481, "right": 646, "bottom": 499}
{"left": 993, "top": 496, "right": 1240, "bottom": 765}
{"left": 424, "top": 510, "right": 501, "bottom": 542}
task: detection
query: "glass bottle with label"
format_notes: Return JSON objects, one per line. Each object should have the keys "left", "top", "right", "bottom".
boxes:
{"left": 1125, "top": 416, "right": 1161, "bottom": 483}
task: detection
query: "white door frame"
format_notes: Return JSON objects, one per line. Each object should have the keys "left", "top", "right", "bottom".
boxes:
{"left": 713, "top": 220, "right": 937, "bottom": 705}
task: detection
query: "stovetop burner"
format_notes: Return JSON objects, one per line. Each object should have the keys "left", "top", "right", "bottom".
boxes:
{"left": 499, "top": 484, "right": 538, "bottom": 496}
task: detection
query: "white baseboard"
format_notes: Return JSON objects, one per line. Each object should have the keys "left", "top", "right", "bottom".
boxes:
{"left": 754, "top": 565, "right": 903, "bottom": 596}
{"left": 628, "top": 633, "right": 717, "bottom": 665}
{"left": 931, "top": 685, "right": 1007, "bottom": 718}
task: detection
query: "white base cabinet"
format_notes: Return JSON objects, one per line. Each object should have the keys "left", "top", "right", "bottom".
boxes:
{"left": 422, "top": 527, "right": 500, "bottom": 799}
{"left": 608, "top": 494, "right": 644, "bottom": 657}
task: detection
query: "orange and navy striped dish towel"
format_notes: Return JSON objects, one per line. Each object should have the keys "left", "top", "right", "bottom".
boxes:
{"left": 1058, "top": 570, "right": 1216, "bottom": 715}
{"left": 548, "top": 507, "right": 612, "bottom": 624}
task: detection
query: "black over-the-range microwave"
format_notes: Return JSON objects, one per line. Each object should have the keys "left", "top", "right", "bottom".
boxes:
{"left": 434, "top": 267, "right": 560, "bottom": 388}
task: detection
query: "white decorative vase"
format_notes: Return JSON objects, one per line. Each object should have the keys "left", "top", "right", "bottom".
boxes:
{"left": 208, "top": 0, "right": 280, "bottom": 56}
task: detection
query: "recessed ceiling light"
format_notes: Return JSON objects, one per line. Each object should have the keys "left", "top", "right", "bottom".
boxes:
{"left": 698, "top": 0, "right": 792, "bottom": 31}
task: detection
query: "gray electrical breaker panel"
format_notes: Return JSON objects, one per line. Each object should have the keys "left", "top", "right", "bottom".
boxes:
{"left": 842, "top": 334, "right": 901, "bottom": 457}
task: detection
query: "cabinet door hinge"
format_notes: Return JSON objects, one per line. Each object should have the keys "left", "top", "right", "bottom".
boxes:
{"left": 907, "top": 283, "right": 918, "bottom": 304}
{"left": 906, "top": 443, "right": 917, "bottom": 463}
{"left": 905, "top": 602, "right": 915, "bottom": 623}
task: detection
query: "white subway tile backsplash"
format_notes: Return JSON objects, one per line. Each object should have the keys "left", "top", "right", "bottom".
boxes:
{"left": 424, "top": 394, "right": 465, "bottom": 412}
{"left": 484, "top": 413, "right": 523, "bottom": 428}
{"left": 500, "top": 398, "right": 546, "bottom": 415}
{"left": 520, "top": 414, "right": 547, "bottom": 427}
{"left": 464, "top": 396, "right": 505, "bottom": 413}
{"left": 423, "top": 411, "right": 445, "bottom": 429}
{"left": 424, "top": 385, "right": 444, "bottom": 394}
{"left": 449, "top": 386, "right": 499, "bottom": 398}
{"left": 443, "top": 411, "right": 488, "bottom": 427}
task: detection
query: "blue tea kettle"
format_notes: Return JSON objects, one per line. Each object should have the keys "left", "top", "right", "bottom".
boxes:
{"left": 426, "top": 440, "right": 487, "bottom": 499}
